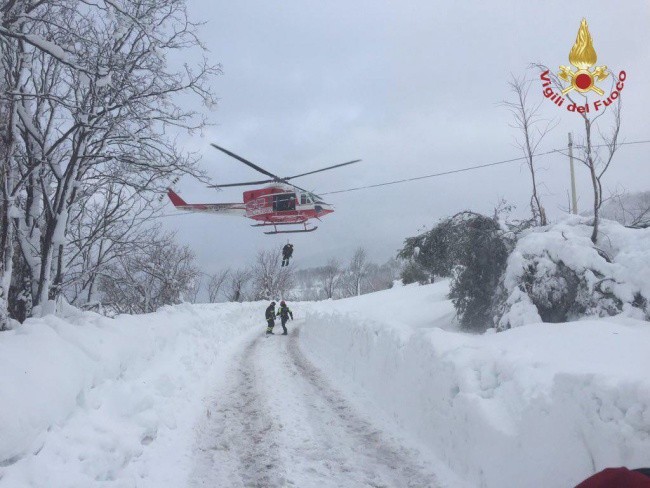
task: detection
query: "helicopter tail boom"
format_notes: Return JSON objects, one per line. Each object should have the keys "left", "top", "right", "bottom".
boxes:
{"left": 167, "top": 189, "right": 246, "bottom": 216}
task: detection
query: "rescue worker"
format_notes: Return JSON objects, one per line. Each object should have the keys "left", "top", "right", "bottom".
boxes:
{"left": 281, "top": 243, "right": 294, "bottom": 267}
{"left": 276, "top": 300, "right": 293, "bottom": 335}
{"left": 265, "top": 301, "right": 276, "bottom": 335}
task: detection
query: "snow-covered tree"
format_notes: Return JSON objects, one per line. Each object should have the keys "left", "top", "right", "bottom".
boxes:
{"left": 399, "top": 260, "right": 429, "bottom": 285}
{"left": 502, "top": 75, "right": 555, "bottom": 226}
{"left": 321, "top": 258, "right": 342, "bottom": 299}
{"left": 250, "top": 249, "right": 294, "bottom": 301}
{"left": 398, "top": 218, "right": 460, "bottom": 279}
{"left": 63, "top": 183, "right": 160, "bottom": 306}
{"left": 99, "top": 230, "right": 199, "bottom": 314}
{"left": 0, "top": 0, "right": 219, "bottom": 325}
{"left": 365, "top": 259, "right": 400, "bottom": 292}
{"left": 224, "top": 268, "right": 251, "bottom": 303}
{"left": 447, "top": 213, "right": 512, "bottom": 331}
{"left": 340, "top": 247, "right": 369, "bottom": 297}
{"left": 399, "top": 212, "right": 514, "bottom": 332}
{"left": 207, "top": 269, "right": 230, "bottom": 303}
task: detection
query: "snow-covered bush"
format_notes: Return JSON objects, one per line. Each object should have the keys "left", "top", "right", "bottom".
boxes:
{"left": 495, "top": 217, "right": 650, "bottom": 329}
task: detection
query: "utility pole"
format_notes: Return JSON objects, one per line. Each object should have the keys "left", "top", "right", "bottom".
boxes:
{"left": 568, "top": 132, "right": 578, "bottom": 215}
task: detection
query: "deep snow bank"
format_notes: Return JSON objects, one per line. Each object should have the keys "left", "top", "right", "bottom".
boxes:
{"left": 497, "top": 217, "right": 650, "bottom": 329}
{"left": 319, "top": 280, "right": 457, "bottom": 330}
{"left": 0, "top": 302, "right": 261, "bottom": 487}
{"left": 301, "top": 282, "right": 650, "bottom": 488}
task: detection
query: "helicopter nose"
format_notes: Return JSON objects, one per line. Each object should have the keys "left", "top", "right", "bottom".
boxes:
{"left": 315, "top": 203, "right": 334, "bottom": 215}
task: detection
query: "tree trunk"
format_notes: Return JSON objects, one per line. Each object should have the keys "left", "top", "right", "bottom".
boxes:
{"left": 34, "top": 220, "right": 55, "bottom": 310}
{"left": 0, "top": 210, "right": 14, "bottom": 330}
{"left": 0, "top": 85, "right": 18, "bottom": 329}
{"left": 584, "top": 118, "right": 600, "bottom": 243}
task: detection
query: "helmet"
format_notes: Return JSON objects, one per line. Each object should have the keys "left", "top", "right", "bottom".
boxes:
{"left": 280, "top": 300, "right": 286, "bottom": 306}
{"left": 270, "top": 301, "right": 276, "bottom": 306}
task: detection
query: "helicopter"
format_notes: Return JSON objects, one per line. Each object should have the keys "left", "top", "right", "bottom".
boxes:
{"left": 167, "top": 144, "right": 361, "bottom": 234}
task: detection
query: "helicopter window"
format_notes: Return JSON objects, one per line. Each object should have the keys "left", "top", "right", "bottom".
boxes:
{"left": 273, "top": 193, "right": 296, "bottom": 212}
{"left": 300, "top": 194, "right": 307, "bottom": 205}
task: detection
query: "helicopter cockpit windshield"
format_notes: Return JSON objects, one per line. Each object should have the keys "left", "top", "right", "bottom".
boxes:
{"left": 300, "top": 192, "right": 324, "bottom": 205}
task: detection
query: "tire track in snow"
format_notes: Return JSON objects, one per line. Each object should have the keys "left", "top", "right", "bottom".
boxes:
{"left": 284, "top": 326, "right": 440, "bottom": 488}
{"left": 192, "top": 335, "right": 287, "bottom": 487}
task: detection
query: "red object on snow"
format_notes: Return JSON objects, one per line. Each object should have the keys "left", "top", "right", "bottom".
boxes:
{"left": 576, "top": 467, "right": 650, "bottom": 488}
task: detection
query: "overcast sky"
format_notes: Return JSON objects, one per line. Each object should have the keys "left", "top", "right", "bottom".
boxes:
{"left": 163, "top": 0, "right": 650, "bottom": 274}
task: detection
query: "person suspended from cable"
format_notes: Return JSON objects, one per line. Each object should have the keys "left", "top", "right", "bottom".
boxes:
{"left": 265, "top": 301, "right": 276, "bottom": 335}
{"left": 281, "top": 242, "right": 294, "bottom": 267}
{"left": 276, "top": 300, "right": 293, "bottom": 335}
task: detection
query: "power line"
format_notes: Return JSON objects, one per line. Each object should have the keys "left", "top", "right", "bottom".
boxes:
{"left": 320, "top": 139, "right": 650, "bottom": 196}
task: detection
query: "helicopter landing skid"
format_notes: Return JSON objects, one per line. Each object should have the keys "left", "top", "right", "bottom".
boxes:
{"left": 252, "top": 221, "right": 317, "bottom": 234}
{"left": 250, "top": 221, "right": 307, "bottom": 227}
{"left": 264, "top": 226, "right": 317, "bottom": 235}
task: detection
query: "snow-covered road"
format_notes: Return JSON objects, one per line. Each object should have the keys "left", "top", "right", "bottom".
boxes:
{"left": 3, "top": 284, "right": 649, "bottom": 487}
{"left": 191, "top": 322, "right": 440, "bottom": 488}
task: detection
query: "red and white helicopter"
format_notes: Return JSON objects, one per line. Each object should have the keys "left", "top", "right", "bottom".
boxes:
{"left": 167, "top": 144, "right": 361, "bottom": 234}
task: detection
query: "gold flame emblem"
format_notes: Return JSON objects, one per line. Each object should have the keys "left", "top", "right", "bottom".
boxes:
{"left": 558, "top": 19, "right": 609, "bottom": 95}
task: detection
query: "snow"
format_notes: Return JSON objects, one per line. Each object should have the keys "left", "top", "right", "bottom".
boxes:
{"left": 300, "top": 283, "right": 650, "bottom": 488}
{"left": 316, "top": 280, "right": 458, "bottom": 330}
{"left": 1, "top": 281, "right": 649, "bottom": 487}
{"left": 191, "top": 322, "right": 459, "bottom": 487}
{"left": 78, "top": 72, "right": 90, "bottom": 88}
{"left": 96, "top": 73, "right": 112, "bottom": 88}
{"left": 52, "top": 209, "right": 68, "bottom": 246}
{"left": 16, "top": 105, "right": 40, "bottom": 142}
{"left": 0, "top": 302, "right": 261, "bottom": 486}
{"left": 498, "top": 217, "right": 650, "bottom": 328}
{"left": 23, "top": 35, "right": 70, "bottom": 63}
{"left": 6, "top": 205, "right": 20, "bottom": 219}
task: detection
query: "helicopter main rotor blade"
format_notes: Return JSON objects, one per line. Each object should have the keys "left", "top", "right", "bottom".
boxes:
{"left": 209, "top": 143, "right": 357, "bottom": 200}
{"left": 283, "top": 159, "right": 362, "bottom": 181}
{"left": 210, "top": 143, "right": 281, "bottom": 180}
{"left": 208, "top": 179, "right": 275, "bottom": 189}
{"left": 209, "top": 177, "right": 312, "bottom": 195}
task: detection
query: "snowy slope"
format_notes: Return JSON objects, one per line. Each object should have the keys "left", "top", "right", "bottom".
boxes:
{"left": 0, "top": 303, "right": 262, "bottom": 487}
